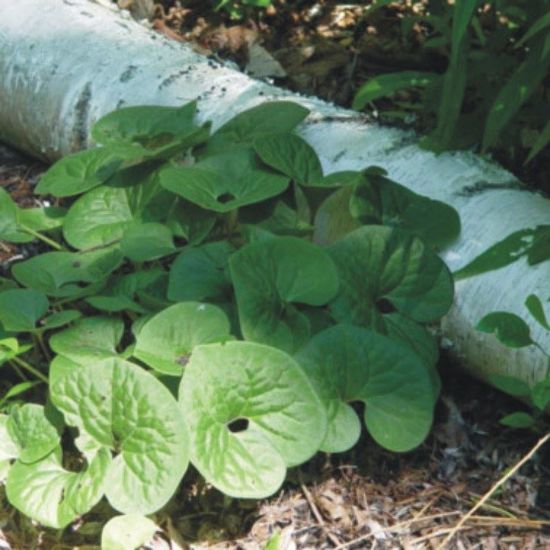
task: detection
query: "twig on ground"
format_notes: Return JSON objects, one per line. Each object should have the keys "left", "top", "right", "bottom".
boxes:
{"left": 437, "top": 431, "right": 550, "bottom": 549}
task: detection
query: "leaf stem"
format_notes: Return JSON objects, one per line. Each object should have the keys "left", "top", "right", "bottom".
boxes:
{"left": 10, "top": 356, "right": 49, "bottom": 383}
{"left": 19, "top": 224, "right": 64, "bottom": 251}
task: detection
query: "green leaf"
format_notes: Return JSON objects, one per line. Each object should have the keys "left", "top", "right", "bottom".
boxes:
{"left": 254, "top": 133, "right": 323, "bottom": 185}
{"left": 179, "top": 341, "right": 326, "bottom": 498}
{"left": 0, "top": 381, "right": 41, "bottom": 408}
{"left": 526, "top": 120, "right": 550, "bottom": 164}
{"left": 50, "top": 358, "right": 189, "bottom": 514}
{"left": 329, "top": 226, "right": 454, "bottom": 327}
{"left": 516, "top": 12, "right": 550, "bottom": 47}
{"left": 483, "top": 36, "right": 550, "bottom": 150}
{"left": 476, "top": 312, "right": 533, "bottom": 348}
{"left": 101, "top": 514, "right": 157, "bottom": 550}
{"left": 353, "top": 71, "right": 439, "bottom": 110}
{"left": 313, "top": 185, "right": 362, "bottom": 246}
{"left": 12, "top": 247, "right": 123, "bottom": 298}
{"left": 168, "top": 241, "right": 235, "bottom": 302}
{"left": 18, "top": 206, "right": 66, "bottom": 233}
{"left": 532, "top": 378, "right": 550, "bottom": 411}
{"left": 499, "top": 412, "right": 536, "bottom": 429}
{"left": 49, "top": 316, "right": 124, "bottom": 364}
{"left": 7, "top": 404, "right": 61, "bottom": 463}
{"left": 0, "top": 188, "right": 33, "bottom": 243}
{"left": 63, "top": 179, "right": 159, "bottom": 250}
{"left": 0, "top": 289, "right": 49, "bottom": 332}
{"left": 350, "top": 172, "right": 460, "bottom": 249}
{"left": 159, "top": 148, "right": 289, "bottom": 213}
{"left": 0, "top": 415, "right": 19, "bottom": 461}
{"left": 134, "top": 302, "right": 233, "bottom": 375}
{"left": 230, "top": 237, "right": 339, "bottom": 352}
{"left": 6, "top": 446, "right": 110, "bottom": 529}
{"left": 166, "top": 197, "right": 217, "bottom": 245}
{"left": 487, "top": 374, "right": 531, "bottom": 397}
{"left": 92, "top": 101, "right": 202, "bottom": 149}
{"left": 454, "top": 229, "right": 535, "bottom": 280}
{"left": 209, "top": 101, "right": 309, "bottom": 150}
{"left": 35, "top": 148, "right": 123, "bottom": 197}
{"left": 86, "top": 269, "right": 168, "bottom": 314}
{"left": 120, "top": 222, "right": 175, "bottom": 262}
{"left": 528, "top": 225, "right": 550, "bottom": 265}
{"left": 525, "top": 294, "right": 550, "bottom": 330}
{"left": 297, "top": 325, "right": 436, "bottom": 453}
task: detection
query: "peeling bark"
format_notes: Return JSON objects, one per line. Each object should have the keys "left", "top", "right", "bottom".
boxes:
{"left": 0, "top": 0, "right": 548, "bottom": 391}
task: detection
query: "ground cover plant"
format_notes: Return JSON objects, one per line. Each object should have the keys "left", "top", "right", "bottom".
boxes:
{"left": 0, "top": 99, "right": 460, "bottom": 545}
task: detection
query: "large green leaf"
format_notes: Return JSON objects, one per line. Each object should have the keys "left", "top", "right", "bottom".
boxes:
{"left": 353, "top": 71, "right": 439, "bottom": 110}
{"left": 297, "top": 325, "right": 436, "bottom": 453}
{"left": 49, "top": 316, "right": 124, "bottom": 364}
{"left": 328, "top": 226, "right": 453, "bottom": 357}
{"left": 254, "top": 133, "right": 323, "bottom": 185}
{"left": 35, "top": 148, "right": 123, "bottom": 197}
{"left": 230, "top": 237, "right": 339, "bottom": 352}
{"left": 120, "top": 222, "right": 175, "bottom": 262}
{"left": 350, "top": 171, "right": 460, "bottom": 249}
{"left": 63, "top": 179, "right": 159, "bottom": 250}
{"left": 208, "top": 101, "right": 310, "bottom": 151}
{"left": 0, "top": 414, "right": 20, "bottom": 461}
{"left": 165, "top": 197, "right": 217, "bottom": 245}
{"left": 179, "top": 341, "right": 326, "bottom": 498}
{"left": 6, "top": 446, "right": 110, "bottom": 529}
{"left": 7, "top": 404, "right": 61, "bottom": 463}
{"left": 50, "top": 358, "right": 189, "bottom": 514}
{"left": 0, "top": 289, "right": 49, "bottom": 332}
{"left": 134, "top": 302, "right": 233, "bottom": 375}
{"left": 18, "top": 206, "right": 66, "bottom": 233}
{"left": 92, "top": 101, "right": 207, "bottom": 157}
{"left": 12, "top": 247, "right": 122, "bottom": 298}
{"left": 168, "top": 241, "right": 235, "bottom": 302}
{"left": 159, "top": 148, "right": 289, "bottom": 213}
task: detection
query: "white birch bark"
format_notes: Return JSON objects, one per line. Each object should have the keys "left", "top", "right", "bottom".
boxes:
{"left": 0, "top": 0, "right": 548, "bottom": 389}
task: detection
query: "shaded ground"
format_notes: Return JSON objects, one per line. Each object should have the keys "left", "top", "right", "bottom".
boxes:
{"left": 0, "top": 143, "right": 549, "bottom": 549}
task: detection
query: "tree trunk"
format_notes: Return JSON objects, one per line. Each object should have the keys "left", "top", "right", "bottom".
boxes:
{"left": 0, "top": 0, "right": 548, "bottom": 391}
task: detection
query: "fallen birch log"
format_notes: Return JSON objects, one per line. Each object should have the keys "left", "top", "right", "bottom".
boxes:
{"left": 0, "top": 0, "right": 548, "bottom": 392}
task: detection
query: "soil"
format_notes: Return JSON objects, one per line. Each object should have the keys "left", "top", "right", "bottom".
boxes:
{"left": 0, "top": 1, "right": 549, "bottom": 548}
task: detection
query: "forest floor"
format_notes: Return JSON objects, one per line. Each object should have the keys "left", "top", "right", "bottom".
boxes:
{"left": 0, "top": 0, "right": 549, "bottom": 548}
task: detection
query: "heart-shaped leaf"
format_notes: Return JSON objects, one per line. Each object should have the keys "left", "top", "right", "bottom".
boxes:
{"left": 36, "top": 148, "right": 123, "bottom": 197}
{"left": 6, "top": 446, "right": 111, "bottom": 529}
{"left": 0, "top": 289, "right": 49, "bottom": 332}
{"left": 7, "top": 404, "right": 61, "bottom": 463}
{"left": 63, "top": 178, "right": 160, "bottom": 250}
{"left": 134, "top": 302, "right": 233, "bottom": 375}
{"left": 101, "top": 514, "right": 157, "bottom": 550}
{"left": 49, "top": 316, "right": 124, "bottom": 364}
{"left": 230, "top": 237, "right": 339, "bottom": 352}
{"left": 476, "top": 312, "right": 533, "bottom": 348}
{"left": 168, "top": 241, "right": 234, "bottom": 302}
{"left": 0, "top": 415, "right": 19, "bottom": 461}
{"left": 18, "top": 206, "right": 66, "bottom": 233}
{"left": 12, "top": 247, "right": 123, "bottom": 297}
{"left": 254, "top": 133, "right": 323, "bottom": 185}
{"left": 120, "top": 222, "right": 175, "bottom": 262}
{"left": 179, "top": 341, "right": 326, "bottom": 498}
{"left": 208, "top": 101, "right": 310, "bottom": 151}
{"left": 350, "top": 171, "right": 461, "bottom": 249}
{"left": 50, "top": 358, "right": 189, "bottom": 515}
{"left": 297, "top": 325, "right": 437, "bottom": 453}
{"left": 159, "top": 148, "right": 289, "bottom": 213}
{"left": 329, "top": 225, "right": 454, "bottom": 327}
{"left": 92, "top": 101, "right": 199, "bottom": 145}
{"left": 166, "top": 197, "right": 217, "bottom": 245}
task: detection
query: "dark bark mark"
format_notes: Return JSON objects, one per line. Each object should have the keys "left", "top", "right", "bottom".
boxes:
{"left": 456, "top": 180, "right": 523, "bottom": 197}
{"left": 120, "top": 65, "right": 138, "bottom": 83}
{"left": 72, "top": 82, "right": 92, "bottom": 150}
